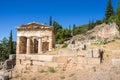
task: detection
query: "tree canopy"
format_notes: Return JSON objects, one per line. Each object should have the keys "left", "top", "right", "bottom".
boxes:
{"left": 104, "top": 0, "right": 114, "bottom": 23}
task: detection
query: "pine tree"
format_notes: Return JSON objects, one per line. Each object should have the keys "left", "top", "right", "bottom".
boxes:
{"left": 49, "top": 16, "right": 52, "bottom": 26}
{"left": 53, "top": 21, "right": 62, "bottom": 32}
{"left": 116, "top": 2, "right": 120, "bottom": 29}
{"left": 105, "top": 0, "right": 114, "bottom": 23}
{"left": 116, "top": 2, "right": 120, "bottom": 20}
{"left": 8, "top": 30, "right": 14, "bottom": 54}
{"left": 88, "top": 20, "right": 91, "bottom": 30}
{"left": 69, "top": 25, "right": 73, "bottom": 36}
{"left": 73, "top": 24, "right": 76, "bottom": 36}
{"left": 91, "top": 19, "right": 95, "bottom": 29}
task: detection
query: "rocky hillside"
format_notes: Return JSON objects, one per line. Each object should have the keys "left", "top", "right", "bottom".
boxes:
{"left": 71, "top": 23, "right": 120, "bottom": 42}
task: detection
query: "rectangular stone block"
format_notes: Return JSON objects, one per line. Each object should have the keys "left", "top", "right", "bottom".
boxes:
{"left": 36, "top": 55, "right": 54, "bottom": 62}
{"left": 17, "top": 54, "right": 54, "bottom": 62}
{"left": 87, "top": 58, "right": 100, "bottom": 65}
{"left": 44, "top": 62, "right": 58, "bottom": 67}
{"left": 5, "top": 60, "right": 15, "bottom": 69}
{"left": 77, "top": 57, "right": 87, "bottom": 64}
{"left": 9, "top": 54, "right": 16, "bottom": 60}
{"left": 112, "top": 59, "right": 120, "bottom": 66}
{"left": 92, "top": 48, "right": 100, "bottom": 58}
{"left": 85, "top": 49, "right": 93, "bottom": 58}
{"left": 55, "top": 56, "right": 68, "bottom": 63}
{"left": 33, "top": 61, "right": 45, "bottom": 66}
{"left": 22, "top": 60, "right": 31, "bottom": 65}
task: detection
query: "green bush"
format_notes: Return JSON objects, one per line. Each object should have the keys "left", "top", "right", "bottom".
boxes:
{"left": 39, "top": 69, "right": 45, "bottom": 73}
{"left": 48, "top": 67, "right": 56, "bottom": 73}
{"left": 60, "top": 75, "right": 65, "bottom": 79}
{"left": 92, "top": 67, "right": 96, "bottom": 72}
{"left": 69, "top": 73, "right": 75, "bottom": 77}
{"left": 30, "top": 77, "right": 36, "bottom": 80}
{"left": 57, "top": 39, "right": 64, "bottom": 44}
{"left": 90, "top": 36, "right": 96, "bottom": 40}
{"left": 62, "top": 43, "right": 68, "bottom": 48}
{"left": 97, "top": 39, "right": 107, "bottom": 45}
{"left": 21, "top": 78, "right": 26, "bottom": 80}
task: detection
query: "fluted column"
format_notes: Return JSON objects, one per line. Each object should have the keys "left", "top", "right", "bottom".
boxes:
{"left": 49, "top": 36, "right": 52, "bottom": 51}
{"left": 26, "top": 37, "right": 31, "bottom": 54}
{"left": 38, "top": 37, "right": 42, "bottom": 54}
{"left": 16, "top": 36, "right": 20, "bottom": 54}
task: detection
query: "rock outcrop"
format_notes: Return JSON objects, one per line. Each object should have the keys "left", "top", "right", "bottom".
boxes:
{"left": 94, "top": 23, "right": 120, "bottom": 38}
{"left": 72, "top": 23, "right": 120, "bottom": 42}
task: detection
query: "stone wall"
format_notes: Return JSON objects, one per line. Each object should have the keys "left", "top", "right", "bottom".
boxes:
{"left": 15, "top": 54, "right": 101, "bottom": 72}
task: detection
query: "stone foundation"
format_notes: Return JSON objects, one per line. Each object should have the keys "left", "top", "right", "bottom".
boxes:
{"left": 15, "top": 54, "right": 101, "bottom": 72}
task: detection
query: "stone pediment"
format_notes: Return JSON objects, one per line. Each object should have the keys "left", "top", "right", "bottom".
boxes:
{"left": 17, "top": 22, "right": 53, "bottom": 31}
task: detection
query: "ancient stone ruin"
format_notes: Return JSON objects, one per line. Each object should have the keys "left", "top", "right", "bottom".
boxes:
{"left": 15, "top": 22, "right": 103, "bottom": 72}
{"left": 16, "top": 22, "right": 55, "bottom": 54}
{"left": 16, "top": 22, "right": 56, "bottom": 72}
{"left": 0, "top": 54, "right": 16, "bottom": 79}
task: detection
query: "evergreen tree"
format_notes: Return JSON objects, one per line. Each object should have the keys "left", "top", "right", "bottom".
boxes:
{"left": 95, "top": 20, "right": 102, "bottom": 25}
{"left": 105, "top": 0, "right": 114, "bottom": 23}
{"left": 88, "top": 20, "right": 92, "bottom": 30}
{"left": 69, "top": 25, "right": 72, "bottom": 36}
{"left": 116, "top": 2, "right": 120, "bottom": 30}
{"left": 8, "top": 30, "right": 14, "bottom": 54}
{"left": 91, "top": 19, "right": 95, "bottom": 29}
{"left": 49, "top": 16, "right": 52, "bottom": 26}
{"left": 0, "top": 37, "right": 9, "bottom": 61}
{"left": 73, "top": 24, "right": 76, "bottom": 36}
{"left": 116, "top": 2, "right": 120, "bottom": 22}
{"left": 53, "top": 21, "right": 62, "bottom": 32}
{"left": 53, "top": 21, "right": 63, "bottom": 44}
{"left": 69, "top": 25, "right": 71, "bottom": 31}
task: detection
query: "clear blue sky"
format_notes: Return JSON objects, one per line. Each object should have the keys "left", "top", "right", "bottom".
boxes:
{"left": 0, "top": 0, "right": 119, "bottom": 41}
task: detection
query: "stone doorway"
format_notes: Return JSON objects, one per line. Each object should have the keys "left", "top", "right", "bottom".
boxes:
{"left": 42, "top": 42, "right": 49, "bottom": 52}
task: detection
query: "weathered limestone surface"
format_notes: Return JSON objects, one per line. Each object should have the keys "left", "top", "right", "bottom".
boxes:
{"left": 96, "top": 23, "right": 120, "bottom": 38}
{"left": 112, "top": 59, "right": 120, "bottom": 66}
{"left": 70, "top": 23, "right": 120, "bottom": 43}
{"left": 85, "top": 49, "right": 93, "bottom": 58}
{"left": 54, "top": 56, "right": 68, "bottom": 63}
{"left": 15, "top": 53, "right": 101, "bottom": 72}
{"left": 16, "top": 54, "right": 54, "bottom": 62}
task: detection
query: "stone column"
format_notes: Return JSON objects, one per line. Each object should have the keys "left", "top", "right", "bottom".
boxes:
{"left": 49, "top": 36, "right": 52, "bottom": 51}
{"left": 16, "top": 36, "right": 20, "bottom": 54}
{"left": 38, "top": 37, "right": 42, "bottom": 54}
{"left": 26, "top": 37, "right": 31, "bottom": 54}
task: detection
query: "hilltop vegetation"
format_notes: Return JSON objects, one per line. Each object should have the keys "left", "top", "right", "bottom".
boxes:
{"left": 50, "top": 0, "right": 120, "bottom": 44}
{"left": 0, "top": 31, "right": 16, "bottom": 61}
